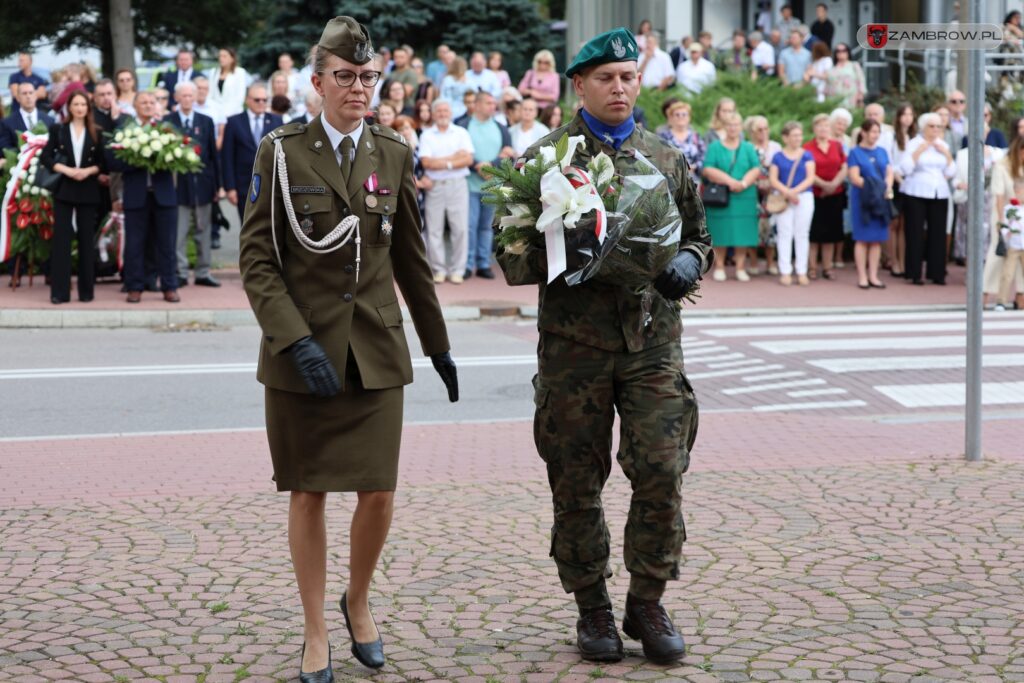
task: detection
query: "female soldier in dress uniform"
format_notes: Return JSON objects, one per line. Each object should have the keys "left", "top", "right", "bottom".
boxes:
{"left": 239, "top": 16, "right": 458, "bottom": 680}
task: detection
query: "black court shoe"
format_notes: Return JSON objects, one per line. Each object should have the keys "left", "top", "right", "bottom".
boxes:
{"left": 340, "top": 592, "right": 385, "bottom": 669}
{"left": 299, "top": 641, "right": 334, "bottom": 683}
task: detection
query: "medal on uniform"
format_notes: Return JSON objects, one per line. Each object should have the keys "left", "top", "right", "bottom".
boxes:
{"left": 300, "top": 217, "right": 314, "bottom": 235}
{"left": 364, "top": 172, "right": 379, "bottom": 193}
{"left": 381, "top": 216, "right": 393, "bottom": 237}
{"left": 365, "top": 195, "right": 378, "bottom": 208}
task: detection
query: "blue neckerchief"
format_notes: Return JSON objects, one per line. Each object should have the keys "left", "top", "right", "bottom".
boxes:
{"left": 580, "top": 108, "right": 635, "bottom": 150}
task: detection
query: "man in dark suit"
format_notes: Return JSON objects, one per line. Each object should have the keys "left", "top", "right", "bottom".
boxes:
{"left": 0, "top": 81, "right": 54, "bottom": 151}
{"left": 106, "top": 91, "right": 180, "bottom": 303}
{"left": 164, "top": 81, "right": 221, "bottom": 287}
{"left": 92, "top": 78, "right": 130, "bottom": 133}
{"left": 222, "top": 83, "right": 283, "bottom": 229}
{"left": 158, "top": 49, "right": 196, "bottom": 111}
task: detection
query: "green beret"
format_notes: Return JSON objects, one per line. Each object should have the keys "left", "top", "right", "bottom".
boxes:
{"left": 318, "top": 16, "right": 374, "bottom": 65}
{"left": 565, "top": 27, "right": 639, "bottom": 78}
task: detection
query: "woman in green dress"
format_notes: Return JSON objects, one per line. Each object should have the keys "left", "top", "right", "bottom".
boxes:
{"left": 702, "top": 112, "right": 762, "bottom": 280}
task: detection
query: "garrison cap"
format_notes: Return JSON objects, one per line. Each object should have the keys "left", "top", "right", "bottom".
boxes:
{"left": 318, "top": 16, "right": 374, "bottom": 65}
{"left": 565, "top": 27, "right": 639, "bottom": 78}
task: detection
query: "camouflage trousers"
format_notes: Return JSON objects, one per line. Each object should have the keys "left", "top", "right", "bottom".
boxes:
{"left": 533, "top": 331, "right": 699, "bottom": 595}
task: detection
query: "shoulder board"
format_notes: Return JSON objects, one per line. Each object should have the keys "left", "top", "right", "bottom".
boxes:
{"left": 266, "top": 122, "right": 307, "bottom": 141}
{"left": 369, "top": 124, "right": 408, "bottom": 146}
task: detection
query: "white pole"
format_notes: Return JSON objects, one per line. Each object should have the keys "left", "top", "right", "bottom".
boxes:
{"left": 965, "top": 0, "right": 986, "bottom": 461}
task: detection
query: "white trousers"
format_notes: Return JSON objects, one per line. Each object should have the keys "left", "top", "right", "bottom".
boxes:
{"left": 424, "top": 177, "right": 469, "bottom": 276}
{"left": 776, "top": 192, "right": 815, "bottom": 276}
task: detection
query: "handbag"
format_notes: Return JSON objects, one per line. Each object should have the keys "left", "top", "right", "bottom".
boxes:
{"left": 996, "top": 232, "right": 1008, "bottom": 257}
{"left": 765, "top": 152, "right": 801, "bottom": 214}
{"left": 702, "top": 148, "right": 738, "bottom": 208}
{"left": 35, "top": 154, "right": 65, "bottom": 193}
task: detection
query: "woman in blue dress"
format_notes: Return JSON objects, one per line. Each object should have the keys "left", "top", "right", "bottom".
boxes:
{"left": 848, "top": 119, "right": 894, "bottom": 288}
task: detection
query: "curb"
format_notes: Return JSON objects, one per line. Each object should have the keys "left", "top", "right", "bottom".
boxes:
{"left": 0, "top": 302, "right": 968, "bottom": 328}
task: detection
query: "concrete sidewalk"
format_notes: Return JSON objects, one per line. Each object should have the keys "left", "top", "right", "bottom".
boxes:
{"left": 0, "top": 261, "right": 974, "bottom": 328}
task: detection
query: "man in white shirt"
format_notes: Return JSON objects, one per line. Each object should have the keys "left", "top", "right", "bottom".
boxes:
{"left": 638, "top": 32, "right": 676, "bottom": 90}
{"left": 192, "top": 76, "right": 226, "bottom": 146}
{"left": 464, "top": 52, "right": 502, "bottom": 99}
{"left": 675, "top": 43, "right": 716, "bottom": 94}
{"left": 418, "top": 99, "right": 475, "bottom": 284}
{"left": 749, "top": 31, "right": 776, "bottom": 76}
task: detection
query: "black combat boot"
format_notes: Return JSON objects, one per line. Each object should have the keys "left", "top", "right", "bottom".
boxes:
{"left": 576, "top": 605, "right": 624, "bottom": 662}
{"left": 622, "top": 593, "right": 686, "bottom": 664}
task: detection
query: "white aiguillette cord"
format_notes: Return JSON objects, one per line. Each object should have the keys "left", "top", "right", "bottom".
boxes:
{"left": 270, "top": 138, "right": 361, "bottom": 281}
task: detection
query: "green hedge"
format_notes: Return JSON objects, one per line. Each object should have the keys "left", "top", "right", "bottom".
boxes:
{"left": 635, "top": 72, "right": 856, "bottom": 139}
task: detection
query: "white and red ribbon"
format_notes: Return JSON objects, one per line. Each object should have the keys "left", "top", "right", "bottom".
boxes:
{"left": 364, "top": 172, "right": 378, "bottom": 193}
{"left": 0, "top": 132, "right": 49, "bottom": 261}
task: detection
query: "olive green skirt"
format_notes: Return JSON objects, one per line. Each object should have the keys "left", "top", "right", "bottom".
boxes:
{"left": 265, "top": 361, "right": 404, "bottom": 492}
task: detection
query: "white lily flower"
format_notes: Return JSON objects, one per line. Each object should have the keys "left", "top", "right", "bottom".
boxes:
{"left": 558, "top": 135, "right": 586, "bottom": 170}
{"left": 538, "top": 145, "right": 556, "bottom": 167}
{"left": 499, "top": 203, "right": 534, "bottom": 228}
{"left": 588, "top": 152, "right": 614, "bottom": 187}
{"left": 536, "top": 168, "right": 604, "bottom": 234}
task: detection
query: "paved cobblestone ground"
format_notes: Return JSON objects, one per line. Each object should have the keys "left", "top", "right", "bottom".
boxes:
{"left": 2, "top": 415, "right": 1022, "bottom": 682}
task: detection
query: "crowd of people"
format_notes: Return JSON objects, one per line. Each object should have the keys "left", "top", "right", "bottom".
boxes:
{"left": 637, "top": 3, "right": 866, "bottom": 108}
{"left": 3, "top": 6, "right": 1023, "bottom": 309}
{"left": 666, "top": 88, "right": 1024, "bottom": 309}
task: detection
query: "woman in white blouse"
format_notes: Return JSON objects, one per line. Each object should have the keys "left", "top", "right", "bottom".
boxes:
{"left": 898, "top": 112, "right": 957, "bottom": 285}
{"left": 206, "top": 47, "right": 250, "bottom": 119}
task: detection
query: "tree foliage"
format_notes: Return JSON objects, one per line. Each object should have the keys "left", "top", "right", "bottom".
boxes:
{"left": 0, "top": 0, "right": 256, "bottom": 75}
{"left": 636, "top": 72, "right": 851, "bottom": 137}
{"left": 239, "top": 0, "right": 553, "bottom": 84}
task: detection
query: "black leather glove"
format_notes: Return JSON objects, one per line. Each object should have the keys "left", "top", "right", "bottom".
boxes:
{"left": 287, "top": 336, "right": 341, "bottom": 398}
{"left": 653, "top": 250, "right": 703, "bottom": 301}
{"left": 431, "top": 352, "right": 459, "bottom": 402}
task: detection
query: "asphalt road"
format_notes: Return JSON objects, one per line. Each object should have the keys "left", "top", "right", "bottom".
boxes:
{"left": 2, "top": 310, "right": 1022, "bottom": 440}
{"left": 0, "top": 320, "right": 540, "bottom": 439}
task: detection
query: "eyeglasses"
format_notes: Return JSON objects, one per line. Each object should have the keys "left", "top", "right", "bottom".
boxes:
{"left": 250, "top": 97, "right": 268, "bottom": 103}
{"left": 949, "top": 99, "right": 965, "bottom": 104}
{"left": 328, "top": 69, "right": 382, "bottom": 88}
{"left": 672, "top": 111, "right": 690, "bottom": 117}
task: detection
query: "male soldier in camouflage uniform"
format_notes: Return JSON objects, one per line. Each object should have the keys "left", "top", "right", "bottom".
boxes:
{"left": 496, "top": 27, "right": 712, "bottom": 664}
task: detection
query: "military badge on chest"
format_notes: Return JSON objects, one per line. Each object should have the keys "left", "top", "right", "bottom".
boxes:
{"left": 364, "top": 172, "right": 395, "bottom": 238}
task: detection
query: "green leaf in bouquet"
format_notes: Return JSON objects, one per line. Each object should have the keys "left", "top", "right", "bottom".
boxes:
{"left": 553, "top": 133, "right": 569, "bottom": 168}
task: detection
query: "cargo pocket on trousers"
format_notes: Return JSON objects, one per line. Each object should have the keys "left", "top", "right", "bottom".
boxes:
{"left": 532, "top": 373, "right": 552, "bottom": 462}
{"left": 679, "top": 371, "right": 699, "bottom": 474}
{"left": 550, "top": 526, "right": 610, "bottom": 564}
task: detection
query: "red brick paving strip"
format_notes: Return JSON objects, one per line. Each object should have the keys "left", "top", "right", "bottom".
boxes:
{"left": 1, "top": 416, "right": 1023, "bottom": 681}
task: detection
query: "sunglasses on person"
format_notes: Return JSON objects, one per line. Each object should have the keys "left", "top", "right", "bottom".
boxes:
{"left": 949, "top": 99, "right": 965, "bottom": 104}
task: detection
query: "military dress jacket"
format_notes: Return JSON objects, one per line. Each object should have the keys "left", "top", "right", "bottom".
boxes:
{"left": 239, "top": 116, "right": 450, "bottom": 394}
{"left": 496, "top": 111, "right": 713, "bottom": 353}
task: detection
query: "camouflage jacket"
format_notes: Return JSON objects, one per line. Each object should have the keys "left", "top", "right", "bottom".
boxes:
{"left": 496, "top": 111, "right": 713, "bottom": 353}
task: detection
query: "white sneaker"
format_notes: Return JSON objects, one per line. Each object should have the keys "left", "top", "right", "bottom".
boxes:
{"left": 450, "top": 274, "right": 464, "bottom": 285}
{"left": 712, "top": 269, "right": 727, "bottom": 282}
{"left": 433, "top": 273, "right": 446, "bottom": 284}
{"left": 736, "top": 270, "right": 751, "bottom": 282}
